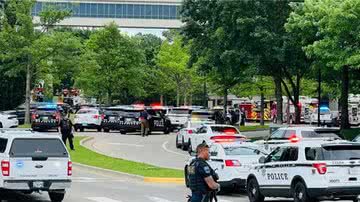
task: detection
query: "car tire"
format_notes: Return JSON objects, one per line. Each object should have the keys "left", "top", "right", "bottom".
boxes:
{"left": 0, "top": 122, "right": 2, "bottom": 128}
{"left": 164, "top": 127, "right": 170, "bottom": 134}
{"left": 188, "top": 140, "right": 192, "bottom": 154}
{"left": 293, "top": 181, "right": 314, "bottom": 202}
{"left": 80, "top": 127, "right": 84, "bottom": 132}
{"left": 49, "top": 191, "right": 65, "bottom": 202}
{"left": 74, "top": 127, "right": 78, "bottom": 132}
{"left": 247, "top": 178, "right": 264, "bottom": 202}
{"left": 181, "top": 137, "right": 187, "bottom": 151}
{"left": 176, "top": 136, "right": 181, "bottom": 148}
{"left": 120, "top": 131, "right": 126, "bottom": 135}
{"left": 184, "top": 166, "right": 190, "bottom": 188}
{"left": 104, "top": 129, "right": 110, "bottom": 133}
{"left": 97, "top": 127, "right": 102, "bottom": 132}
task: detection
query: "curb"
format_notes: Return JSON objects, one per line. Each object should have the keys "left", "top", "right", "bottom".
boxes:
{"left": 144, "top": 177, "right": 185, "bottom": 184}
{"left": 77, "top": 136, "right": 185, "bottom": 185}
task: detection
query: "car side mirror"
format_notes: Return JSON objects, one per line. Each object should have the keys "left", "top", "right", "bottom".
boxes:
{"left": 259, "top": 156, "right": 266, "bottom": 164}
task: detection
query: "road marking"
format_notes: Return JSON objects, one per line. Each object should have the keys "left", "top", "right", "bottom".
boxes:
{"left": 147, "top": 196, "right": 178, "bottom": 202}
{"left": 87, "top": 197, "right": 122, "bottom": 202}
{"left": 162, "top": 141, "right": 188, "bottom": 157}
{"left": 108, "top": 143, "right": 144, "bottom": 147}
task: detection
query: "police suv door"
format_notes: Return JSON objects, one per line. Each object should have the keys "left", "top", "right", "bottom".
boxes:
{"left": 258, "top": 146, "right": 295, "bottom": 196}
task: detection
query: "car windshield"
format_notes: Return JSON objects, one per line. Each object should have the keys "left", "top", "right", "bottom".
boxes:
{"left": 301, "top": 131, "right": 341, "bottom": 139}
{"left": 78, "top": 109, "right": 98, "bottom": 114}
{"left": 10, "top": 138, "right": 68, "bottom": 157}
{"left": 223, "top": 146, "right": 266, "bottom": 156}
{"left": 306, "top": 145, "right": 360, "bottom": 160}
{"left": 211, "top": 126, "right": 239, "bottom": 134}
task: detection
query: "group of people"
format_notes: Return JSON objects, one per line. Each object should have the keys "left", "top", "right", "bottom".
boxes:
{"left": 213, "top": 108, "right": 246, "bottom": 126}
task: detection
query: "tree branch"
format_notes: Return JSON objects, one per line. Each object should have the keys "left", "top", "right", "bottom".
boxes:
{"left": 281, "top": 78, "right": 295, "bottom": 105}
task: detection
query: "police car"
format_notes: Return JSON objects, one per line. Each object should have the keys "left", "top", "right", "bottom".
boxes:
{"left": 146, "top": 106, "right": 172, "bottom": 134}
{"left": 101, "top": 106, "right": 125, "bottom": 132}
{"left": 185, "top": 139, "right": 267, "bottom": 192}
{"left": 167, "top": 107, "right": 192, "bottom": 129}
{"left": 255, "top": 127, "right": 342, "bottom": 153}
{"left": 0, "top": 112, "right": 19, "bottom": 128}
{"left": 74, "top": 108, "right": 103, "bottom": 132}
{"left": 188, "top": 124, "right": 246, "bottom": 153}
{"left": 31, "top": 104, "right": 61, "bottom": 131}
{"left": 176, "top": 118, "right": 215, "bottom": 150}
{"left": 246, "top": 139, "right": 360, "bottom": 202}
{"left": 0, "top": 129, "right": 72, "bottom": 201}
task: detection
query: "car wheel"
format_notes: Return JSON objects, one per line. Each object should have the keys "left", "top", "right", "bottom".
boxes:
{"left": 120, "top": 131, "right": 126, "bottom": 135}
{"left": 49, "top": 191, "right": 65, "bottom": 202}
{"left": 97, "top": 126, "right": 102, "bottom": 132}
{"left": 181, "top": 137, "right": 187, "bottom": 151}
{"left": 164, "top": 127, "right": 170, "bottom": 134}
{"left": 247, "top": 178, "right": 264, "bottom": 202}
{"left": 184, "top": 166, "right": 190, "bottom": 188}
{"left": 74, "top": 126, "right": 78, "bottom": 132}
{"left": 176, "top": 136, "right": 181, "bottom": 149}
{"left": 80, "top": 127, "right": 84, "bottom": 132}
{"left": 293, "top": 181, "right": 314, "bottom": 202}
{"left": 0, "top": 122, "right": 2, "bottom": 128}
{"left": 104, "top": 129, "right": 110, "bottom": 133}
{"left": 188, "top": 140, "right": 192, "bottom": 154}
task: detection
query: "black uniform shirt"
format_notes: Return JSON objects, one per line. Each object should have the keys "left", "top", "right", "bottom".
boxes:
{"left": 189, "top": 158, "right": 213, "bottom": 194}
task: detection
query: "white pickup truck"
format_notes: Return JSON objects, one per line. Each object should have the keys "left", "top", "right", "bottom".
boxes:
{"left": 0, "top": 129, "right": 72, "bottom": 202}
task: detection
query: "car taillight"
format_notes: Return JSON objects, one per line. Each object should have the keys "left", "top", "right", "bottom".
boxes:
{"left": 31, "top": 114, "right": 37, "bottom": 120}
{"left": 101, "top": 114, "right": 105, "bottom": 120}
{"left": 187, "top": 130, "right": 193, "bottom": 134}
{"left": 68, "top": 161, "right": 72, "bottom": 176}
{"left": 93, "top": 115, "right": 99, "bottom": 119}
{"left": 289, "top": 134, "right": 300, "bottom": 143}
{"left": 225, "top": 160, "right": 241, "bottom": 167}
{"left": 1, "top": 160, "right": 10, "bottom": 176}
{"left": 313, "top": 163, "right": 327, "bottom": 174}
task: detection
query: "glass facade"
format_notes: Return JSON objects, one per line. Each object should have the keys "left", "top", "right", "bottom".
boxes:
{"left": 32, "top": 2, "right": 181, "bottom": 20}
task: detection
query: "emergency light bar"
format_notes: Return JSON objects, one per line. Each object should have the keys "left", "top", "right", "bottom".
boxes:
{"left": 210, "top": 135, "right": 247, "bottom": 143}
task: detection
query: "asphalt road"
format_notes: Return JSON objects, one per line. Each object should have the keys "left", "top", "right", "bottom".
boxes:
{"left": 82, "top": 130, "right": 269, "bottom": 170}
{"left": 1, "top": 165, "right": 247, "bottom": 202}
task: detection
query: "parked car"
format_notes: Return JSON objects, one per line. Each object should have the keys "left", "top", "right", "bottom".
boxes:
{"left": 0, "top": 112, "right": 19, "bottom": 128}
{"left": 167, "top": 107, "right": 192, "bottom": 130}
{"left": 31, "top": 104, "right": 61, "bottom": 131}
{"left": 74, "top": 108, "right": 103, "bottom": 132}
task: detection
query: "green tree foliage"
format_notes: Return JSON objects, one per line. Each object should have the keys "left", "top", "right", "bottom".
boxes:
{"left": 0, "top": 0, "right": 73, "bottom": 123}
{"left": 76, "top": 23, "right": 145, "bottom": 104}
{"left": 156, "top": 35, "right": 191, "bottom": 106}
{"left": 286, "top": 0, "right": 360, "bottom": 129}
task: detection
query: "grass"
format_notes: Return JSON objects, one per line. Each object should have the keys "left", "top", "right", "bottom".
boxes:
{"left": 239, "top": 125, "right": 269, "bottom": 132}
{"left": 18, "top": 124, "right": 31, "bottom": 128}
{"left": 68, "top": 137, "right": 184, "bottom": 178}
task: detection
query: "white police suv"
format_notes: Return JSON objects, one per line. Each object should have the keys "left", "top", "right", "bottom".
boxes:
{"left": 185, "top": 137, "right": 267, "bottom": 192}
{"left": 0, "top": 129, "right": 72, "bottom": 201}
{"left": 255, "top": 127, "right": 342, "bottom": 153}
{"left": 247, "top": 139, "right": 360, "bottom": 202}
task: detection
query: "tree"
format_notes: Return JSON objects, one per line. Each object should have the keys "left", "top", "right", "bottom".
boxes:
{"left": 76, "top": 23, "right": 145, "bottom": 104}
{"left": 156, "top": 35, "right": 191, "bottom": 107}
{"left": 286, "top": 0, "right": 360, "bottom": 129}
{"left": 0, "top": 0, "right": 72, "bottom": 124}
{"left": 181, "top": 0, "right": 254, "bottom": 115}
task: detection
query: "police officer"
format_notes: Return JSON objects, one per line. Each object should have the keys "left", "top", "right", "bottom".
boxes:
{"left": 59, "top": 114, "right": 75, "bottom": 150}
{"left": 188, "top": 143, "right": 220, "bottom": 202}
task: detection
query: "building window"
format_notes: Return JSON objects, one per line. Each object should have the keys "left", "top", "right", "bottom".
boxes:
{"left": 33, "top": 2, "right": 180, "bottom": 20}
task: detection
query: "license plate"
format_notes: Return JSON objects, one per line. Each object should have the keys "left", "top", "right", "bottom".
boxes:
{"left": 42, "top": 117, "right": 48, "bottom": 121}
{"left": 110, "top": 117, "right": 115, "bottom": 120}
{"left": 33, "top": 181, "right": 44, "bottom": 188}
{"left": 125, "top": 118, "right": 132, "bottom": 122}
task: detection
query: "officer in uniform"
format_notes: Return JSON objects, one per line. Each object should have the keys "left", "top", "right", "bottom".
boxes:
{"left": 188, "top": 143, "right": 220, "bottom": 202}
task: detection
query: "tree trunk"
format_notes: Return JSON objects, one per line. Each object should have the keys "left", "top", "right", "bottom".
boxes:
{"left": 340, "top": 66, "right": 350, "bottom": 129}
{"left": 223, "top": 88, "right": 228, "bottom": 121}
{"left": 25, "top": 64, "right": 31, "bottom": 124}
{"left": 160, "top": 95, "right": 164, "bottom": 106}
{"left": 274, "top": 76, "right": 283, "bottom": 124}
{"left": 189, "top": 94, "right": 193, "bottom": 106}
{"left": 294, "top": 75, "right": 301, "bottom": 124}
{"left": 203, "top": 81, "right": 207, "bottom": 107}
{"left": 260, "top": 89, "right": 265, "bottom": 126}
{"left": 107, "top": 90, "right": 112, "bottom": 105}
{"left": 176, "top": 86, "right": 180, "bottom": 107}
{"left": 184, "top": 92, "right": 187, "bottom": 106}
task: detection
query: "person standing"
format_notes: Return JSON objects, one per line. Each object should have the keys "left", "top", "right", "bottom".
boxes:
{"left": 59, "top": 114, "right": 75, "bottom": 151}
{"left": 188, "top": 143, "right": 220, "bottom": 202}
{"left": 140, "top": 109, "right": 149, "bottom": 137}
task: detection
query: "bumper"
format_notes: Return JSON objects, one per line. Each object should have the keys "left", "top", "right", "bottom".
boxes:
{"left": 308, "top": 187, "right": 360, "bottom": 198}
{"left": 101, "top": 123, "right": 121, "bottom": 130}
{"left": 3, "top": 180, "right": 71, "bottom": 191}
{"left": 75, "top": 123, "right": 99, "bottom": 129}
{"left": 219, "top": 178, "right": 246, "bottom": 189}
{"left": 31, "top": 123, "right": 58, "bottom": 130}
